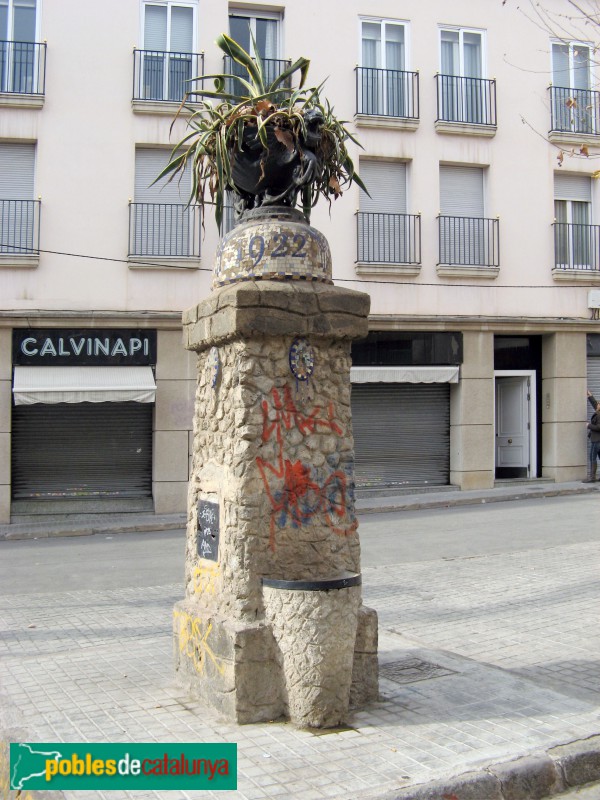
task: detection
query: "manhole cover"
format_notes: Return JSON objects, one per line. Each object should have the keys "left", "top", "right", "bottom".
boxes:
{"left": 380, "top": 657, "right": 457, "bottom": 684}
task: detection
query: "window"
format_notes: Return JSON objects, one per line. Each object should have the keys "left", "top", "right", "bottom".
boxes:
{"left": 137, "top": 1, "right": 196, "bottom": 101}
{"left": 228, "top": 10, "right": 283, "bottom": 88}
{"left": 438, "top": 27, "right": 495, "bottom": 126}
{"left": 554, "top": 173, "right": 596, "bottom": 270}
{"left": 129, "top": 148, "right": 199, "bottom": 260}
{"left": 358, "top": 19, "right": 416, "bottom": 118}
{"left": 0, "top": 142, "right": 39, "bottom": 258}
{"left": 0, "top": 0, "right": 44, "bottom": 95}
{"left": 357, "top": 160, "right": 420, "bottom": 266}
{"left": 551, "top": 41, "right": 597, "bottom": 134}
{"left": 439, "top": 165, "right": 498, "bottom": 268}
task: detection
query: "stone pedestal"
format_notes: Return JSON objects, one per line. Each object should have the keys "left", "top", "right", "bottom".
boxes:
{"left": 174, "top": 208, "right": 378, "bottom": 727}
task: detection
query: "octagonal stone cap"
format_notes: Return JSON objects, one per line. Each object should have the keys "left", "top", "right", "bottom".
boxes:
{"left": 183, "top": 280, "right": 371, "bottom": 351}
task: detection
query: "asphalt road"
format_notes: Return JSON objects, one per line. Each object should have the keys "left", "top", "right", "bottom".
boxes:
{"left": 1, "top": 493, "right": 599, "bottom": 593}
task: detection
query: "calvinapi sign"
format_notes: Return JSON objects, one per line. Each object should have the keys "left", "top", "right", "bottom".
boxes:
{"left": 13, "top": 329, "right": 157, "bottom": 367}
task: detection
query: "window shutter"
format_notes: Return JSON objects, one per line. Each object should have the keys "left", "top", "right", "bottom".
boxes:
{"left": 440, "top": 165, "right": 484, "bottom": 216}
{"left": 133, "top": 148, "right": 193, "bottom": 257}
{"left": 135, "top": 148, "right": 189, "bottom": 203}
{"left": 0, "top": 143, "right": 35, "bottom": 199}
{"left": 144, "top": 4, "right": 167, "bottom": 51}
{"left": 359, "top": 161, "right": 407, "bottom": 213}
{"left": 552, "top": 43, "right": 570, "bottom": 86}
{"left": 170, "top": 6, "right": 193, "bottom": 52}
{"left": 554, "top": 173, "right": 591, "bottom": 201}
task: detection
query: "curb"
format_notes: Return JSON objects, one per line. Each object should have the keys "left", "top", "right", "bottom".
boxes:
{"left": 356, "top": 485, "right": 600, "bottom": 516}
{"left": 362, "top": 735, "right": 600, "bottom": 800}
{"left": 0, "top": 515, "right": 186, "bottom": 541}
{"left": 1, "top": 485, "right": 598, "bottom": 540}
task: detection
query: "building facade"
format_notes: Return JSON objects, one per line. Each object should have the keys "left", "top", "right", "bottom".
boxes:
{"left": 1, "top": 0, "right": 600, "bottom": 523}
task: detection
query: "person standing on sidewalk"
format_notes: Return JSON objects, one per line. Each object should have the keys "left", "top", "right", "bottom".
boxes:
{"left": 583, "top": 390, "right": 600, "bottom": 482}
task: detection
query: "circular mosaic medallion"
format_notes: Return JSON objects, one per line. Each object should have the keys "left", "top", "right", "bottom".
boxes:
{"left": 289, "top": 338, "right": 315, "bottom": 382}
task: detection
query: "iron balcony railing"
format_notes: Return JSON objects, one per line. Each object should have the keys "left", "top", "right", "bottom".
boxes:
{"left": 221, "top": 201, "right": 236, "bottom": 236}
{"left": 223, "top": 55, "right": 291, "bottom": 98}
{"left": 553, "top": 222, "right": 600, "bottom": 271}
{"left": 355, "top": 67, "right": 419, "bottom": 119}
{"left": 0, "top": 199, "right": 40, "bottom": 255}
{"left": 128, "top": 203, "right": 201, "bottom": 258}
{"left": 357, "top": 212, "right": 421, "bottom": 264}
{"left": 436, "top": 74, "right": 497, "bottom": 126}
{"left": 133, "top": 49, "right": 204, "bottom": 102}
{"left": 438, "top": 215, "right": 499, "bottom": 267}
{"left": 549, "top": 86, "right": 600, "bottom": 135}
{"left": 0, "top": 40, "right": 46, "bottom": 95}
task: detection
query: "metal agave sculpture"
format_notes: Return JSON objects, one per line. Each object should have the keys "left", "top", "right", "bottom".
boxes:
{"left": 156, "top": 33, "right": 367, "bottom": 230}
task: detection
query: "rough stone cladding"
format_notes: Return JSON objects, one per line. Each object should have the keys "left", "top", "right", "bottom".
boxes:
{"left": 186, "top": 333, "right": 361, "bottom": 615}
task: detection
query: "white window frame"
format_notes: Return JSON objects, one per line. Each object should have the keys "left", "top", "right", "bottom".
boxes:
{"left": 1, "top": 0, "right": 41, "bottom": 96}
{"left": 1, "top": 0, "right": 41, "bottom": 42}
{"left": 551, "top": 39, "right": 592, "bottom": 89}
{"left": 438, "top": 25, "right": 486, "bottom": 77}
{"left": 550, "top": 40, "right": 596, "bottom": 134}
{"left": 131, "top": 146, "right": 198, "bottom": 260}
{"left": 554, "top": 174, "right": 594, "bottom": 269}
{"left": 0, "top": 141, "right": 37, "bottom": 258}
{"left": 140, "top": 0, "right": 197, "bottom": 53}
{"left": 358, "top": 16, "right": 413, "bottom": 119}
{"left": 439, "top": 164, "right": 490, "bottom": 268}
{"left": 228, "top": 7, "right": 282, "bottom": 61}
{"left": 359, "top": 16, "right": 410, "bottom": 71}
{"left": 138, "top": 0, "right": 197, "bottom": 103}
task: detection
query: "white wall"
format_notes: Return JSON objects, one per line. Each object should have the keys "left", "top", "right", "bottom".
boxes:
{"left": 0, "top": 0, "right": 597, "bottom": 324}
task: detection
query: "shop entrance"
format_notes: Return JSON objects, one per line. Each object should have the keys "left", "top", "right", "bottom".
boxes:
{"left": 11, "top": 402, "right": 153, "bottom": 500}
{"left": 494, "top": 372, "right": 535, "bottom": 479}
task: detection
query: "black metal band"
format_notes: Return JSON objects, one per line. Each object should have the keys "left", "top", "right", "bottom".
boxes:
{"left": 262, "top": 573, "right": 361, "bottom": 592}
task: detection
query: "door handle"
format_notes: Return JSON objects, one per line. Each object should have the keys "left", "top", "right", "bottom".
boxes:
{"left": 508, "top": 438, "right": 512, "bottom": 444}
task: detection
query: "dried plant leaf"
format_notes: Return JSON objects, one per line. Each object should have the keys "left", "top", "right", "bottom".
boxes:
{"left": 274, "top": 126, "right": 295, "bottom": 152}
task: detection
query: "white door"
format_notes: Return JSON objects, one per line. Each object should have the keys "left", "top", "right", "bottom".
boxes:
{"left": 495, "top": 376, "right": 530, "bottom": 476}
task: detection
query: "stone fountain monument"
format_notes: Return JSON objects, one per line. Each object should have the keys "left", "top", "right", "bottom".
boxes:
{"left": 171, "top": 37, "right": 378, "bottom": 728}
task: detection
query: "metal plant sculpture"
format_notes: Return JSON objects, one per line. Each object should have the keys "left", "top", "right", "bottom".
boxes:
{"left": 156, "top": 33, "right": 366, "bottom": 229}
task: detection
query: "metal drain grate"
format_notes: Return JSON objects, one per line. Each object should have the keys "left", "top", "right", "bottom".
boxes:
{"left": 380, "top": 656, "right": 457, "bottom": 684}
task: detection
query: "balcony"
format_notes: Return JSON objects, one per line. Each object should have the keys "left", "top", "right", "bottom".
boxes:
{"left": 0, "top": 199, "right": 41, "bottom": 266}
{"left": 356, "top": 212, "right": 421, "bottom": 274}
{"left": 355, "top": 67, "right": 419, "bottom": 130}
{"left": 223, "top": 55, "right": 291, "bottom": 98}
{"left": 437, "top": 215, "right": 499, "bottom": 277}
{"left": 132, "top": 49, "right": 204, "bottom": 111}
{"left": 435, "top": 74, "right": 497, "bottom": 135}
{"left": 128, "top": 203, "right": 201, "bottom": 267}
{"left": 0, "top": 41, "right": 46, "bottom": 107}
{"left": 553, "top": 222, "right": 600, "bottom": 279}
{"left": 549, "top": 86, "right": 600, "bottom": 141}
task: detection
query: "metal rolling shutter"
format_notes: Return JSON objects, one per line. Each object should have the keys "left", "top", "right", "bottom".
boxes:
{"left": 440, "top": 165, "right": 484, "bottom": 216}
{"left": 0, "top": 142, "right": 35, "bottom": 199}
{"left": 359, "top": 160, "right": 407, "bottom": 213}
{"left": 554, "top": 173, "right": 592, "bottom": 201}
{"left": 351, "top": 383, "right": 450, "bottom": 488}
{"left": 11, "top": 402, "right": 152, "bottom": 499}
{"left": 587, "top": 356, "right": 600, "bottom": 423}
{"left": 358, "top": 160, "right": 408, "bottom": 263}
{"left": 135, "top": 147, "right": 189, "bottom": 202}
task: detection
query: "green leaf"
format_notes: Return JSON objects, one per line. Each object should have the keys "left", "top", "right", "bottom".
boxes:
{"left": 216, "top": 33, "right": 265, "bottom": 94}
{"left": 269, "top": 56, "right": 311, "bottom": 93}
{"left": 150, "top": 152, "right": 187, "bottom": 186}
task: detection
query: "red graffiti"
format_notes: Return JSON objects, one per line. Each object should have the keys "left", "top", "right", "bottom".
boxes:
{"left": 256, "top": 386, "right": 357, "bottom": 551}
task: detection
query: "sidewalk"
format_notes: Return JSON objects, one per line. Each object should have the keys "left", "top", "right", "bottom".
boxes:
{"left": 1, "top": 484, "right": 600, "bottom": 799}
{"left": 1, "top": 479, "right": 599, "bottom": 540}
